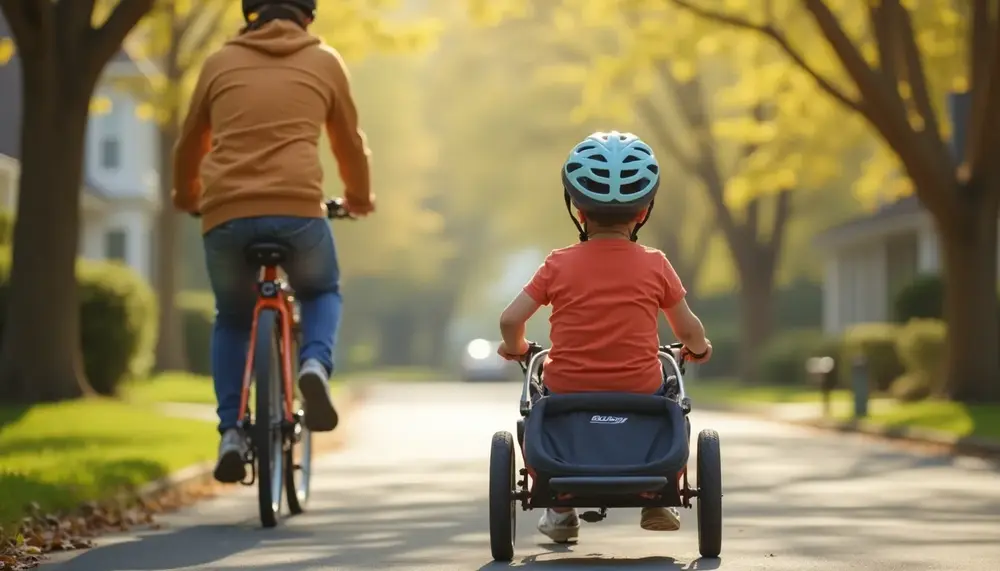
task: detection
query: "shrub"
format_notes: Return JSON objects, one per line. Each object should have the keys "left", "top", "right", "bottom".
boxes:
{"left": 892, "top": 318, "right": 947, "bottom": 401}
{"left": 177, "top": 290, "right": 214, "bottom": 376}
{"left": 0, "top": 251, "right": 157, "bottom": 396}
{"left": 890, "top": 373, "right": 933, "bottom": 402}
{"left": 696, "top": 327, "right": 739, "bottom": 379}
{"left": 841, "top": 323, "right": 903, "bottom": 393}
{"left": 757, "top": 328, "right": 842, "bottom": 386}
{"left": 894, "top": 274, "right": 944, "bottom": 323}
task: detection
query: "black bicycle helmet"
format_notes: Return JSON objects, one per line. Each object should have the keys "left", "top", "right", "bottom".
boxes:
{"left": 242, "top": 0, "right": 316, "bottom": 19}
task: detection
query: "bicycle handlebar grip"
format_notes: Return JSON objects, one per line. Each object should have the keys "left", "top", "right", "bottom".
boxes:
{"left": 325, "top": 199, "right": 354, "bottom": 220}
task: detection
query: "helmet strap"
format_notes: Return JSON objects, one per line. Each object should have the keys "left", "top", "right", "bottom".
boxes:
{"left": 629, "top": 199, "right": 655, "bottom": 242}
{"left": 564, "top": 192, "right": 588, "bottom": 242}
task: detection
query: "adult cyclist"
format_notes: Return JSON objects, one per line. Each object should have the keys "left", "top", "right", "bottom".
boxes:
{"left": 172, "top": 0, "right": 373, "bottom": 484}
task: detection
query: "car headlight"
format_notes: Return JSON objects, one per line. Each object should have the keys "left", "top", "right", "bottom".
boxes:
{"left": 466, "top": 338, "right": 492, "bottom": 360}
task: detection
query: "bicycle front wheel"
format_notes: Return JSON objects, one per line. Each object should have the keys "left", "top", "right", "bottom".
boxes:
{"left": 285, "top": 329, "right": 313, "bottom": 515}
{"left": 254, "top": 308, "right": 284, "bottom": 528}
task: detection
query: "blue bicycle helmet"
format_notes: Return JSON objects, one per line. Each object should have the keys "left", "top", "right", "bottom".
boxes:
{"left": 561, "top": 131, "right": 660, "bottom": 241}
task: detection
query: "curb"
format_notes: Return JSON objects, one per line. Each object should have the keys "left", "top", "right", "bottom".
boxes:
{"left": 695, "top": 400, "right": 1000, "bottom": 461}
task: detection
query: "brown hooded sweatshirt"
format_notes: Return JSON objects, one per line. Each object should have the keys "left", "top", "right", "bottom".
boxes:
{"left": 172, "top": 20, "right": 372, "bottom": 233}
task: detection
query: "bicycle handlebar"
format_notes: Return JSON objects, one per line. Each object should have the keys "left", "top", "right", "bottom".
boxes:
{"left": 515, "top": 341, "right": 691, "bottom": 373}
{"left": 187, "top": 198, "right": 356, "bottom": 220}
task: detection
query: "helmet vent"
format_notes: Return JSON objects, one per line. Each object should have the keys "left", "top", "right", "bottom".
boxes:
{"left": 593, "top": 168, "right": 610, "bottom": 178}
{"left": 620, "top": 181, "right": 645, "bottom": 195}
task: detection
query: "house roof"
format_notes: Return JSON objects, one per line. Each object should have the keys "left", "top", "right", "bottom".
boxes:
{"left": 814, "top": 196, "right": 927, "bottom": 251}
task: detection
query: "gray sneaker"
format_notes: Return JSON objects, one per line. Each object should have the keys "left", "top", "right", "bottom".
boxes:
{"left": 298, "top": 358, "right": 338, "bottom": 432}
{"left": 213, "top": 428, "right": 247, "bottom": 484}
{"left": 537, "top": 509, "right": 580, "bottom": 543}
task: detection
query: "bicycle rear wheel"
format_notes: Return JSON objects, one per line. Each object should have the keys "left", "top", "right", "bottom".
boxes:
{"left": 285, "top": 330, "right": 313, "bottom": 514}
{"left": 254, "top": 308, "right": 284, "bottom": 528}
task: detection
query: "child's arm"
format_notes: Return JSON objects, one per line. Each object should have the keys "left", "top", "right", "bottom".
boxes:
{"left": 658, "top": 254, "right": 710, "bottom": 355}
{"left": 664, "top": 299, "right": 710, "bottom": 355}
{"left": 498, "top": 255, "right": 551, "bottom": 358}
{"left": 499, "top": 291, "right": 542, "bottom": 357}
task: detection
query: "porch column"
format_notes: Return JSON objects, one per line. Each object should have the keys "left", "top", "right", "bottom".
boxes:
{"left": 917, "top": 224, "right": 940, "bottom": 273}
{"left": 822, "top": 255, "right": 841, "bottom": 334}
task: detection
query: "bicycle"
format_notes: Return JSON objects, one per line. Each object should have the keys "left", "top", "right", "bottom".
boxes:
{"left": 191, "top": 199, "right": 353, "bottom": 527}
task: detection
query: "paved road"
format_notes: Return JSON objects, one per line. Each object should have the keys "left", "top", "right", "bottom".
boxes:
{"left": 46, "top": 382, "right": 1000, "bottom": 570}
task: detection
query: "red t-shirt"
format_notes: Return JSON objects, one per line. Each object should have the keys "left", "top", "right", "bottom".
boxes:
{"left": 523, "top": 239, "right": 687, "bottom": 394}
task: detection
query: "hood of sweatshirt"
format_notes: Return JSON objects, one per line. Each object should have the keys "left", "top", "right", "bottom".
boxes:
{"left": 226, "top": 20, "right": 320, "bottom": 56}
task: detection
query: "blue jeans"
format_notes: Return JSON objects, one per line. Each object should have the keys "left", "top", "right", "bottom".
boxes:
{"left": 203, "top": 216, "right": 342, "bottom": 433}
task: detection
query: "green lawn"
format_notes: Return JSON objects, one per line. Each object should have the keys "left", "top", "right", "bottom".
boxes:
{"left": 0, "top": 398, "right": 216, "bottom": 531}
{"left": 125, "top": 373, "right": 218, "bottom": 405}
{"left": 125, "top": 371, "right": 351, "bottom": 405}
{"left": 686, "top": 377, "right": 852, "bottom": 405}
{"left": 840, "top": 400, "right": 1000, "bottom": 442}
{"left": 689, "top": 377, "right": 1000, "bottom": 443}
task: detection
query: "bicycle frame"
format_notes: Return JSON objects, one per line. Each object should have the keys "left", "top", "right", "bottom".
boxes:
{"left": 518, "top": 347, "right": 688, "bottom": 416}
{"left": 237, "top": 264, "right": 297, "bottom": 428}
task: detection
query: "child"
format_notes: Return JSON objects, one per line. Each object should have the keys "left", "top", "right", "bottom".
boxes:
{"left": 497, "top": 131, "right": 712, "bottom": 543}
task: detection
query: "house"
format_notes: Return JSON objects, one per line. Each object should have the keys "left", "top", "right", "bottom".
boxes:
{"left": 0, "top": 18, "right": 160, "bottom": 282}
{"left": 814, "top": 196, "right": 958, "bottom": 334}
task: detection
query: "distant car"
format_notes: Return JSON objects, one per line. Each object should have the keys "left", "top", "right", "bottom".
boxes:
{"left": 461, "top": 338, "right": 515, "bottom": 382}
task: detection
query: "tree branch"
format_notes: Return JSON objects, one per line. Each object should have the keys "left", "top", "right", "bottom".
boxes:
{"left": 745, "top": 196, "right": 760, "bottom": 242}
{"left": 178, "top": 2, "right": 229, "bottom": 72}
{"left": 968, "top": 0, "right": 1000, "bottom": 177}
{"left": 55, "top": 0, "right": 96, "bottom": 39}
{"left": 669, "top": 0, "right": 862, "bottom": 113}
{"left": 867, "top": 1, "right": 900, "bottom": 90}
{"left": 635, "top": 97, "right": 700, "bottom": 177}
{"left": 685, "top": 212, "right": 715, "bottom": 285}
{"left": 1, "top": 0, "right": 54, "bottom": 55}
{"left": 668, "top": 70, "right": 742, "bottom": 242}
{"left": 890, "top": 0, "right": 946, "bottom": 156}
{"left": 768, "top": 189, "right": 791, "bottom": 258}
{"left": 88, "top": 0, "right": 155, "bottom": 77}
{"left": 0, "top": 0, "right": 34, "bottom": 51}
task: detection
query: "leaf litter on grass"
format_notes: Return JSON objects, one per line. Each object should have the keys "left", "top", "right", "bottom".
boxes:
{"left": 0, "top": 478, "right": 227, "bottom": 569}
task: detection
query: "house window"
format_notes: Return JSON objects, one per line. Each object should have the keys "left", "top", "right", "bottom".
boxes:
{"left": 100, "top": 137, "right": 121, "bottom": 170}
{"left": 104, "top": 229, "right": 128, "bottom": 262}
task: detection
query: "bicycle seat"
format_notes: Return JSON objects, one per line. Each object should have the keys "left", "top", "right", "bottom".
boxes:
{"left": 245, "top": 242, "right": 290, "bottom": 267}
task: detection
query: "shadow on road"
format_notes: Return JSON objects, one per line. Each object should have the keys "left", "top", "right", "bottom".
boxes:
{"left": 46, "top": 412, "right": 1000, "bottom": 570}
{"left": 478, "top": 554, "right": 721, "bottom": 570}
{"left": 50, "top": 523, "right": 308, "bottom": 570}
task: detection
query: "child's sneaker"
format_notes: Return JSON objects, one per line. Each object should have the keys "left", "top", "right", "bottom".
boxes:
{"left": 640, "top": 507, "right": 681, "bottom": 531}
{"left": 537, "top": 509, "right": 580, "bottom": 543}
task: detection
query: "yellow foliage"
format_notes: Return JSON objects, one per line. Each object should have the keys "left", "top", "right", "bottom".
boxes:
{"left": 89, "top": 96, "right": 112, "bottom": 116}
{"left": 0, "top": 37, "right": 14, "bottom": 65}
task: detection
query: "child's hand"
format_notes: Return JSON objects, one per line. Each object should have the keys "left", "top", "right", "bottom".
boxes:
{"left": 681, "top": 342, "right": 713, "bottom": 364}
{"left": 498, "top": 339, "right": 530, "bottom": 361}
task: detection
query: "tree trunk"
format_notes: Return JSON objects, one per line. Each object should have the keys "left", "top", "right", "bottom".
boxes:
{"left": 153, "top": 123, "right": 188, "bottom": 372}
{"left": 0, "top": 64, "right": 93, "bottom": 402}
{"left": 735, "top": 262, "right": 776, "bottom": 384}
{"left": 935, "top": 187, "right": 1000, "bottom": 402}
